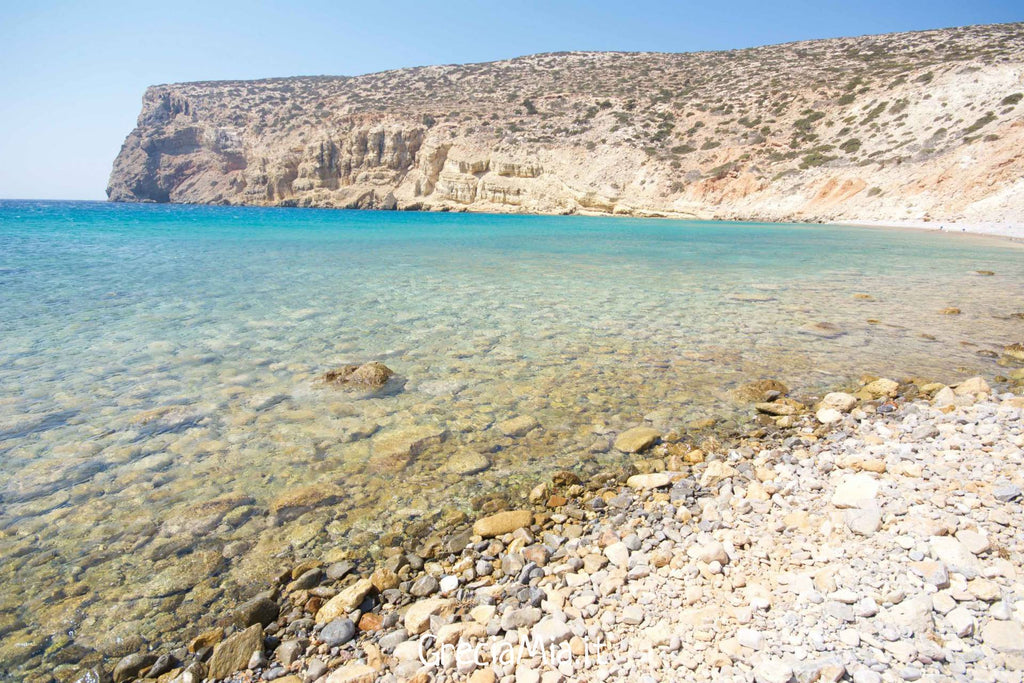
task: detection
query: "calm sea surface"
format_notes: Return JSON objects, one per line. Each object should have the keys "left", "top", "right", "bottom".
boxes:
{"left": 1, "top": 200, "right": 1022, "bottom": 676}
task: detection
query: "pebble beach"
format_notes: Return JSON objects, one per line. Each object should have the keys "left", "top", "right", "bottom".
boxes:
{"left": 85, "top": 373, "right": 1024, "bottom": 683}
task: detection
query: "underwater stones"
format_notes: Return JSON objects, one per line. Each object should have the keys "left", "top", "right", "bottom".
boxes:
{"left": 369, "top": 425, "right": 447, "bottom": 472}
{"left": 160, "top": 494, "right": 253, "bottom": 536}
{"left": 318, "top": 362, "right": 394, "bottom": 389}
{"left": 732, "top": 379, "right": 789, "bottom": 402}
{"left": 473, "top": 510, "right": 533, "bottom": 538}
{"left": 939, "top": 307, "right": 961, "bottom": 315}
{"left": 614, "top": 426, "right": 662, "bottom": 453}
{"left": 128, "top": 405, "right": 209, "bottom": 436}
{"left": 1003, "top": 343, "right": 1024, "bottom": 362}
{"left": 207, "top": 624, "right": 264, "bottom": 680}
{"left": 234, "top": 596, "right": 279, "bottom": 628}
{"left": 188, "top": 629, "right": 223, "bottom": 653}
{"left": 755, "top": 399, "right": 802, "bottom": 416}
{"left": 270, "top": 485, "right": 345, "bottom": 520}
{"left": 799, "top": 321, "right": 845, "bottom": 338}
{"left": 113, "top": 653, "right": 157, "bottom": 683}
{"left": 132, "top": 549, "right": 225, "bottom": 599}
{"left": 418, "top": 379, "right": 467, "bottom": 396}
{"left": 442, "top": 450, "right": 490, "bottom": 475}
{"left": 496, "top": 414, "right": 540, "bottom": 437}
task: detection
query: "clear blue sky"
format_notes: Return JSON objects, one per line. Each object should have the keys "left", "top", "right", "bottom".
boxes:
{"left": 1, "top": 0, "right": 1020, "bottom": 200}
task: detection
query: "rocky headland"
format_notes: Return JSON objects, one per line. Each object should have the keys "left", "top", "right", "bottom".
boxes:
{"left": 108, "top": 23, "right": 1024, "bottom": 229}
{"left": 75, "top": 372, "right": 1024, "bottom": 683}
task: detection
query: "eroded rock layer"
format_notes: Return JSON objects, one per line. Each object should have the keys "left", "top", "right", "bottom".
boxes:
{"left": 109, "top": 23, "right": 1024, "bottom": 223}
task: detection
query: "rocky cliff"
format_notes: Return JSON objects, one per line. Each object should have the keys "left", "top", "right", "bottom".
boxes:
{"left": 109, "top": 23, "right": 1024, "bottom": 224}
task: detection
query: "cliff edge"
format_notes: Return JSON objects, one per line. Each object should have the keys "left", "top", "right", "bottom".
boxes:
{"left": 109, "top": 23, "right": 1024, "bottom": 224}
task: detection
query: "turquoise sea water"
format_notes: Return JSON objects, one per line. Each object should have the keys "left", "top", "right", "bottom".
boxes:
{"left": 1, "top": 200, "right": 1022, "bottom": 677}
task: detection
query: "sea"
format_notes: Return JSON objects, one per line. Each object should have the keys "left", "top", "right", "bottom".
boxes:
{"left": 0, "top": 200, "right": 1022, "bottom": 677}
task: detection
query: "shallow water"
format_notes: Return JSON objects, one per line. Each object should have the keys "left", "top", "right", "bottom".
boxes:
{"left": 0, "top": 201, "right": 1022, "bottom": 677}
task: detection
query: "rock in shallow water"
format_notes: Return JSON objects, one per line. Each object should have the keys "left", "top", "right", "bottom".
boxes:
{"left": 443, "top": 450, "right": 490, "bottom": 475}
{"left": 496, "top": 414, "right": 539, "bottom": 437}
{"left": 318, "top": 361, "right": 394, "bottom": 388}
{"left": 207, "top": 624, "right": 263, "bottom": 680}
{"left": 613, "top": 426, "right": 661, "bottom": 453}
{"left": 473, "top": 510, "right": 533, "bottom": 537}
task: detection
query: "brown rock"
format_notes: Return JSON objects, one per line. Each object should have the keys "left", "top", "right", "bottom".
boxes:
{"left": 370, "top": 567, "right": 398, "bottom": 592}
{"left": 325, "top": 663, "right": 378, "bottom": 683}
{"left": 472, "top": 510, "right": 533, "bottom": 538}
{"left": 207, "top": 624, "right": 263, "bottom": 680}
{"left": 270, "top": 484, "right": 345, "bottom": 519}
{"left": 188, "top": 628, "right": 223, "bottom": 653}
{"left": 316, "top": 579, "right": 375, "bottom": 623}
{"left": 319, "top": 362, "right": 394, "bottom": 388}
{"left": 732, "top": 379, "right": 789, "bottom": 402}
{"left": 358, "top": 612, "right": 384, "bottom": 631}
{"left": 613, "top": 426, "right": 662, "bottom": 453}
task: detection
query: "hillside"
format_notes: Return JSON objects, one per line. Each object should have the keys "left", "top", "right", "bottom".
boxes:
{"left": 108, "top": 23, "right": 1024, "bottom": 224}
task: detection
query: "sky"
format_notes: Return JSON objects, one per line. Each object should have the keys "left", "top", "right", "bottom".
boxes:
{"left": 1, "top": 0, "right": 1021, "bottom": 200}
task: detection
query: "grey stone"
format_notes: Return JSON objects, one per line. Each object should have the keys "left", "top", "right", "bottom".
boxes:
{"left": 320, "top": 618, "right": 356, "bottom": 647}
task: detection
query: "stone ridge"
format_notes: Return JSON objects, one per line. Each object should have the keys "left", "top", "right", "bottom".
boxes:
{"left": 108, "top": 23, "right": 1024, "bottom": 224}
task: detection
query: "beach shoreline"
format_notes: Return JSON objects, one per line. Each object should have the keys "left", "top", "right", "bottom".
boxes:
{"left": 73, "top": 370, "right": 1024, "bottom": 683}
{"left": 834, "top": 219, "right": 1024, "bottom": 244}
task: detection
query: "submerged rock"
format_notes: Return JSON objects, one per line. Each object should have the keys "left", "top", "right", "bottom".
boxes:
{"left": 318, "top": 362, "right": 394, "bottom": 388}
{"left": 113, "top": 653, "right": 156, "bottom": 683}
{"left": 614, "top": 426, "right": 662, "bottom": 453}
{"left": 443, "top": 450, "right": 490, "bottom": 475}
{"left": 496, "top": 414, "right": 540, "bottom": 437}
{"left": 799, "top": 321, "right": 845, "bottom": 338}
{"left": 732, "top": 379, "right": 789, "bottom": 402}
{"left": 1004, "top": 343, "right": 1024, "bottom": 362}
{"left": 207, "top": 624, "right": 263, "bottom": 680}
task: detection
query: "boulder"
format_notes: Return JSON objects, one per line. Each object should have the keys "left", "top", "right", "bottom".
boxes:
{"left": 207, "top": 624, "right": 263, "bottom": 680}
{"left": 316, "top": 579, "right": 375, "bottom": 623}
{"left": 831, "top": 474, "right": 879, "bottom": 509}
{"left": 863, "top": 378, "right": 899, "bottom": 398}
{"left": 404, "top": 598, "right": 456, "bottom": 635}
{"left": 113, "top": 653, "right": 157, "bottom": 683}
{"left": 614, "top": 427, "right": 662, "bottom": 453}
{"left": 816, "top": 408, "right": 843, "bottom": 425}
{"left": 473, "top": 510, "right": 533, "bottom": 537}
{"left": 954, "top": 376, "right": 991, "bottom": 396}
{"left": 732, "top": 379, "right": 788, "bottom": 402}
{"left": 819, "top": 392, "right": 857, "bottom": 413}
{"left": 325, "top": 663, "right": 378, "bottom": 683}
{"left": 626, "top": 473, "right": 674, "bottom": 490}
{"left": 319, "top": 362, "right": 394, "bottom": 388}
{"left": 496, "top": 415, "right": 540, "bottom": 437}
{"left": 1002, "top": 343, "right": 1024, "bottom": 361}
{"left": 234, "top": 596, "right": 279, "bottom": 628}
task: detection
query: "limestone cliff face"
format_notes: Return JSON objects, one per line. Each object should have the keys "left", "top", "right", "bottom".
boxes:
{"left": 110, "top": 23, "right": 1024, "bottom": 224}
